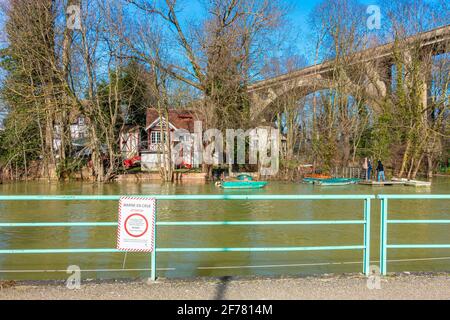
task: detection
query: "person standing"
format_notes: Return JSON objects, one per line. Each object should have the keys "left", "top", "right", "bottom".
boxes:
{"left": 377, "top": 160, "right": 385, "bottom": 182}
{"left": 362, "top": 158, "right": 369, "bottom": 180}
{"left": 367, "top": 159, "right": 373, "bottom": 181}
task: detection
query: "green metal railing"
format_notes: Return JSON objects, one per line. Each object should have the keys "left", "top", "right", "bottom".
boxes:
{"left": 0, "top": 195, "right": 373, "bottom": 280}
{"left": 379, "top": 194, "right": 450, "bottom": 275}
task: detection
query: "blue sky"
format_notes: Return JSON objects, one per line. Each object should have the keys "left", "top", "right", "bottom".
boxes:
{"left": 174, "top": 0, "right": 382, "bottom": 63}
{"left": 0, "top": 0, "right": 446, "bottom": 123}
{"left": 175, "top": 0, "right": 326, "bottom": 56}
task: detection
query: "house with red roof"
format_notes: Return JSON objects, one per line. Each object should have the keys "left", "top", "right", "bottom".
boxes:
{"left": 120, "top": 108, "right": 200, "bottom": 171}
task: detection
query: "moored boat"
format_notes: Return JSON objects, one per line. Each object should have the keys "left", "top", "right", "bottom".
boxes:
{"left": 220, "top": 181, "right": 268, "bottom": 189}
{"left": 317, "top": 181, "right": 353, "bottom": 186}
{"left": 304, "top": 173, "right": 332, "bottom": 179}
{"left": 404, "top": 180, "right": 432, "bottom": 187}
{"left": 392, "top": 177, "right": 432, "bottom": 187}
{"left": 316, "top": 178, "right": 360, "bottom": 186}
{"left": 304, "top": 177, "right": 360, "bottom": 185}
{"left": 303, "top": 177, "right": 321, "bottom": 184}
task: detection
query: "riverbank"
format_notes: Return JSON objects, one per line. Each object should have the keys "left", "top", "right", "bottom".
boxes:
{"left": 1, "top": 273, "right": 449, "bottom": 300}
{"left": 117, "top": 171, "right": 207, "bottom": 182}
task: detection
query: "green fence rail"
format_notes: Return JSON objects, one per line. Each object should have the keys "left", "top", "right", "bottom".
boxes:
{"left": 378, "top": 194, "right": 450, "bottom": 275}
{"left": 0, "top": 195, "right": 374, "bottom": 280}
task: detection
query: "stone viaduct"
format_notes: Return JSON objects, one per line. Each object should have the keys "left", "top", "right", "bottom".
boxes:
{"left": 248, "top": 25, "right": 450, "bottom": 120}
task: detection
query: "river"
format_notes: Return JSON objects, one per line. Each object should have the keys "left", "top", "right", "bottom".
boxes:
{"left": 0, "top": 177, "right": 449, "bottom": 280}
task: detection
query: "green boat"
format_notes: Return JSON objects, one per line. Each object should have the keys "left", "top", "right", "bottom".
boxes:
{"left": 220, "top": 181, "right": 268, "bottom": 189}
{"left": 316, "top": 178, "right": 360, "bottom": 186}
{"left": 303, "top": 178, "right": 322, "bottom": 184}
{"left": 317, "top": 181, "right": 353, "bottom": 186}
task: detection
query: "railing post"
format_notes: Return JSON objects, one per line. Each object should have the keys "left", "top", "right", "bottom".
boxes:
{"left": 379, "top": 197, "right": 388, "bottom": 275}
{"left": 363, "top": 197, "right": 371, "bottom": 276}
{"left": 151, "top": 206, "right": 158, "bottom": 281}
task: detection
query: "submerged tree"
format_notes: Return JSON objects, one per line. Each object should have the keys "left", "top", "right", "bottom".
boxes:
{"left": 0, "top": 0, "right": 75, "bottom": 180}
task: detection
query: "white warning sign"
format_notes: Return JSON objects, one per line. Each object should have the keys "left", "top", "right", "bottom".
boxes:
{"left": 117, "top": 197, "right": 156, "bottom": 252}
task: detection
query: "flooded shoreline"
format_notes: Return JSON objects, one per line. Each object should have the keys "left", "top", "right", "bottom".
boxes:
{"left": 0, "top": 177, "right": 449, "bottom": 281}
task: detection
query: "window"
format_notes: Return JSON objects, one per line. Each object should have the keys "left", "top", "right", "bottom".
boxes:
{"left": 151, "top": 131, "right": 161, "bottom": 144}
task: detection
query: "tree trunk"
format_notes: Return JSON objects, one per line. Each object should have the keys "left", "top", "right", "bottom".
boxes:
{"left": 427, "top": 154, "right": 434, "bottom": 178}
{"left": 399, "top": 140, "right": 411, "bottom": 178}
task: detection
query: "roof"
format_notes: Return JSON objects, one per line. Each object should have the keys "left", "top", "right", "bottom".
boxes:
{"left": 146, "top": 108, "right": 200, "bottom": 132}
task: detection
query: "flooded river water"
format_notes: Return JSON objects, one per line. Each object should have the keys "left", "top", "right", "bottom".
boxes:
{"left": 0, "top": 177, "right": 449, "bottom": 280}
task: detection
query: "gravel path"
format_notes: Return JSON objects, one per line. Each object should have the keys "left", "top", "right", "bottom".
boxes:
{"left": 1, "top": 274, "right": 449, "bottom": 300}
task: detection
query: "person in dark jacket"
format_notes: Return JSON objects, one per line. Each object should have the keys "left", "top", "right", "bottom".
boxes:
{"left": 376, "top": 160, "right": 385, "bottom": 182}
{"left": 367, "top": 160, "right": 373, "bottom": 180}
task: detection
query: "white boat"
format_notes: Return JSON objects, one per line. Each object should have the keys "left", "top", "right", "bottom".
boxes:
{"left": 404, "top": 180, "right": 432, "bottom": 187}
{"left": 392, "top": 177, "right": 431, "bottom": 187}
{"left": 392, "top": 178, "right": 408, "bottom": 182}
